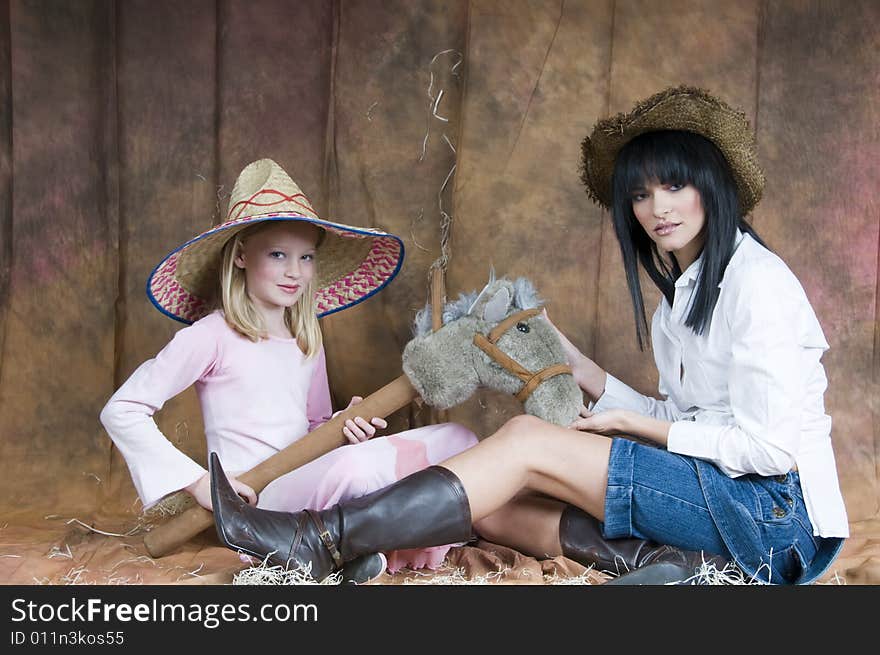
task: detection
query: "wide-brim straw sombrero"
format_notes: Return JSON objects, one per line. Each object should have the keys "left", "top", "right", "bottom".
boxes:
{"left": 147, "top": 158, "right": 404, "bottom": 324}
{"left": 580, "top": 85, "right": 765, "bottom": 213}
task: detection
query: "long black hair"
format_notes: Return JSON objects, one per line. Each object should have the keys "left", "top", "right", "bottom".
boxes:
{"left": 610, "top": 130, "right": 768, "bottom": 350}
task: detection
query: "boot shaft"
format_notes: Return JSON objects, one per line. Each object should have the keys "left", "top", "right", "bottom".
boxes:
{"left": 337, "top": 466, "right": 474, "bottom": 560}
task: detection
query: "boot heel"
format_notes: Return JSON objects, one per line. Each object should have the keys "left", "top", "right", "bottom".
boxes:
{"left": 604, "top": 561, "right": 695, "bottom": 585}
{"left": 209, "top": 453, "right": 332, "bottom": 575}
{"left": 340, "top": 553, "right": 387, "bottom": 585}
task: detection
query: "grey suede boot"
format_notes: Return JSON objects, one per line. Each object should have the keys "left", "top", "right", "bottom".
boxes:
{"left": 559, "top": 505, "right": 728, "bottom": 585}
{"left": 210, "top": 452, "right": 473, "bottom": 582}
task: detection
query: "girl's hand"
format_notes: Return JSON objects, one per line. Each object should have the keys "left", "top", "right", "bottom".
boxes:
{"left": 342, "top": 396, "right": 388, "bottom": 444}
{"left": 568, "top": 407, "right": 634, "bottom": 436}
{"left": 185, "top": 471, "right": 257, "bottom": 511}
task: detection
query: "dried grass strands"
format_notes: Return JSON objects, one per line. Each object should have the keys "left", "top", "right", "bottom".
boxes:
{"left": 64, "top": 518, "right": 139, "bottom": 538}
{"left": 133, "top": 491, "right": 198, "bottom": 533}
{"left": 416, "top": 48, "right": 463, "bottom": 282}
{"left": 421, "top": 48, "right": 463, "bottom": 160}
{"left": 144, "top": 491, "right": 196, "bottom": 518}
{"left": 47, "top": 544, "right": 73, "bottom": 559}
{"left": 59, "top": 565, "right": 91, "bottom": 586}
{"left": 816, "top": 571, "right": 846, "bottom": 585}
{"left": 401, "top": 562, "right": 514, "bottom": 585}
{"left": 43, "top": 513, "right": 140, "bottom": 538}
{"left": 107, "top": 573, "right": 143, "bottom": 585}
{"left": 676, "top": 559, "right": 768, "bottom": 586}
{"left": 410, "top": 207, "right": 429, "bottom": 253}
{"left": 110, "top": 555, "right": 158, "bottom": 571}
{"left": 543, "top": 565, "right": 601, "bottom": 585}
{"left": 365, "top": 100, "right": 379, "bottom": 122}
{"left": 232, "top": 553, "right": 342, "bottom": 586}
{"left": 175, "top": 562, "right": 206, "bottom": 582}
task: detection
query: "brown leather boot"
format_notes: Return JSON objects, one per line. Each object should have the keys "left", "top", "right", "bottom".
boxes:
{"left": 559, "top": 505, "right": 728, "bottom": 585}
{"left": 210, "top": 452, "right": 473, "bottom": 582}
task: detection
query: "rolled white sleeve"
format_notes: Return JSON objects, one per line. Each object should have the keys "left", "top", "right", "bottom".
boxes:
{"left": 667, "top": 265, "right": 804, "bottom": 476}
{"left": 99, "top": 324, "right": 217, "bottom": 509}
{"left": 590, "top": 373, "right": 687, "bottom": 422}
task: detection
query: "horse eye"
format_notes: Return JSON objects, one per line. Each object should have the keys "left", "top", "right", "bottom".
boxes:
{"left": 516, "top": 322, "right": 530, "bottom": 333}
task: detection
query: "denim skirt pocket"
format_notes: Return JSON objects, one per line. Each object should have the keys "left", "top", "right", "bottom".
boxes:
{"left": 694, "top": 460, "right": 805, "bottom": 583}
{"left": 749, "top": 474, "right": 796, "bottom": 525}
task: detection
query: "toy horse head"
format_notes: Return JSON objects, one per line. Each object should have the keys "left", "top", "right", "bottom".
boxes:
{"left": 402, "top": 274, "right": 583, "bottom": 426}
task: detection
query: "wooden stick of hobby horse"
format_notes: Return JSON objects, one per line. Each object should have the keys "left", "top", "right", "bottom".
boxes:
{"left": 143, "top": 374, "right": 418, "bottom": 557}
{"left": 429, "top": 267, "right": 449, "bottom": 425}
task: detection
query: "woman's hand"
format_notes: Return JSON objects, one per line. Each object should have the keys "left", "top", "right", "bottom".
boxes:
{"left": 185, "top": 471, "right": 257, "bottom": 511}
{"left": 542, "top": 308, "right": 586, "bottom": 368}
{"left": 542, "top": 309, "right": 607, "bottom": 402}
{"left": 568, "top": 407, "right": 634, "bottom": 436}
{"left": 569, "top": 407, "right": 671, "bottom": 446}
{"left": 342, "top": 396, "right": 388, "bottom": 444}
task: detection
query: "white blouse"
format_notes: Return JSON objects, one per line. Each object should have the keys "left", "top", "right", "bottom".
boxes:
{"left": 592, "top": 231, "right": 849, "bottom": 538}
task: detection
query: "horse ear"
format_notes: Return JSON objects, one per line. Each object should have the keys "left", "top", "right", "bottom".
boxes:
{"left": 466, "top": 269, "right": 497, "bottom": 315}
{"left": 467, "top": 281, "right": 490, "bottom": 315}
{"left": 482, "top": 287, "right": 510, "bottom": 323}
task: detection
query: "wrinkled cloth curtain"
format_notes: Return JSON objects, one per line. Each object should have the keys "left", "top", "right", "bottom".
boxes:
{"left": 0, "top": 1, "right": 876, "bottom": 537}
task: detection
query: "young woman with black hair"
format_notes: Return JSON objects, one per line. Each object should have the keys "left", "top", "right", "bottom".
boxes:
{"left": 208, "top": 87, "right": 849, "bottom": 585}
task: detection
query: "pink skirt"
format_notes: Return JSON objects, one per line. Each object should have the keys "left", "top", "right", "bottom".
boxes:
{"left": 258, "top": 422, "right": 478, "bottom": 573}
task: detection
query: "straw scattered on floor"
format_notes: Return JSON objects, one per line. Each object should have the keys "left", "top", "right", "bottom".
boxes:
{"left": 47, "top": 544, "right": 73, "bottom": 559}
{"left": 232, "top": 554, "right": 342, "bottom": 586}
{"left": 403, "top": 563, "right": 512, "bottom": 585}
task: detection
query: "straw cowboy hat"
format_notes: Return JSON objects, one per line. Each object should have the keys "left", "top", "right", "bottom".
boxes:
{"left": 147, "top": 158, "right": 404, "bottom": 323}
{"left": 580, "top": 85, "right": 765, "bottom": 213}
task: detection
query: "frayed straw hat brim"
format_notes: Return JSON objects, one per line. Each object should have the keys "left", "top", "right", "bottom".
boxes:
{"left": 580, "top": 85, "right": 765, "bottom": 213}
{"left": 147, "top": 159, "right": 404, "bottom": 324}
{"left": 147, "top": 214, "right": 403, "bottom": 324}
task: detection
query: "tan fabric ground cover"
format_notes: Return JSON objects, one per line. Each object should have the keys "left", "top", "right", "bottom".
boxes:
{"left": 1, "top": 516, "right": 873, "bottom": 586}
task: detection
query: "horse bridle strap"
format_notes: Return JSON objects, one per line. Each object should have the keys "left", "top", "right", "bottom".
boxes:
{"left": 472, "top": 307, "right": 572, "bottom": 403}
{"left": 487, "top": 308, "right": 542, "bottom": 342}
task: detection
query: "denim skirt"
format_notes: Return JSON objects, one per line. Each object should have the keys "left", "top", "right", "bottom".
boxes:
{"left": 602, "top": 438, "right": 844, "bottom": 585}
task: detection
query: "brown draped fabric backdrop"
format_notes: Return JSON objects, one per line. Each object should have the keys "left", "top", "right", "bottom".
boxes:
{"left": 0, "top": 1, "right": 877, "bottom": 538}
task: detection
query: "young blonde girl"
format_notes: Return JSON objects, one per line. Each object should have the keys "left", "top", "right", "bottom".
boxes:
{"left": 100, "top": 159, "right": 478, "bottom": 582}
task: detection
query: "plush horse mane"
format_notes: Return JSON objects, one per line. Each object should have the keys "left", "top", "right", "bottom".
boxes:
{"left": 412, "top": 272, "right": 544, "bottom": 337}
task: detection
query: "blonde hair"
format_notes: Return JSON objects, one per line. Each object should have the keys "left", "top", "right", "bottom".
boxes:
{"left": 218, "top": 221, "right": 323, "bottom": 358}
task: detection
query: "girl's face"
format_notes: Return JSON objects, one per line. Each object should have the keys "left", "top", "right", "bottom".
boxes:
{"left": 631, "top": 181, "right": 706, "bottom": 270}
{"left": 234, "top": 221, "right": 320, "bottom": 317}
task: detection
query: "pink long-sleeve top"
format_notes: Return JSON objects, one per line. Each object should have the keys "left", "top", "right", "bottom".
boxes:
{"left": 100, "top": 310, "right": 332, "bottom": 509}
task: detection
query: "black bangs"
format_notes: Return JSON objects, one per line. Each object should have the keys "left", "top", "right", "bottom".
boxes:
{"left": 613, "top": 130, "right": 715, "bottom": 198}
{"left": 608, "top": 129, "right": 769, "bottom": 350}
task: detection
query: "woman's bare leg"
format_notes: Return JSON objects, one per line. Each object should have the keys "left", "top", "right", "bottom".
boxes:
{"left": 438, "top": 414, "right": 612, "bottom": 523}
{"left": 474, "top": 493, "right": 567, "bottom": 559}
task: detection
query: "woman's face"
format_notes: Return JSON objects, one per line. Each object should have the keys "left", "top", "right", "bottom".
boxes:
{"left": 631, "top": 181, "right": 706, "bottom": 270}
{"left": 234, "top": 221, "right": 320, "bottom": 317}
